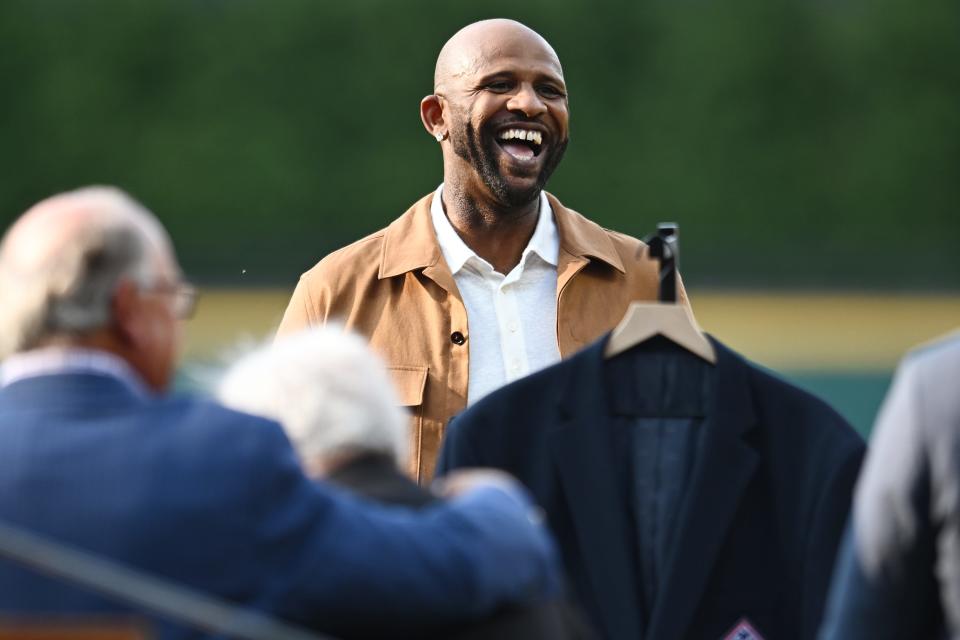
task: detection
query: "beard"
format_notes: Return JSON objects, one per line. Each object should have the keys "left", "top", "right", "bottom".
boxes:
{"left": 451, "top": 118, "right": 568, "bottom": 208}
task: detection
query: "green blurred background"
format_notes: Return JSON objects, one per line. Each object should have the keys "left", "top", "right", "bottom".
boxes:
{"left": 1, "top": 0, "right": 957, "bottom": 435}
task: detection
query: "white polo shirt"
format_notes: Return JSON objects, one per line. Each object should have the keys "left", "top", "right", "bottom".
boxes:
{"left": 430, "top": 184, "right": 562, "bottom": 405}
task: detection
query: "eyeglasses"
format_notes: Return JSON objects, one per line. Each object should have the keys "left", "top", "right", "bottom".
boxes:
{"left": 142, "top": 281, "right": 198, "bottom": 319}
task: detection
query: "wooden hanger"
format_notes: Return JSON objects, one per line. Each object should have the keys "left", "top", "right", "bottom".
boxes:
{"left": 604, "top": 223, "right": 716, "bottom": 364}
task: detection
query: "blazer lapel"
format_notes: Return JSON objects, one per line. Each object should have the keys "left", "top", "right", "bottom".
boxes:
{"left": 550, "top": 338, "right": 644, "bottom": 640}
{"left": 647, "top": 337, "right": 759, "bottom": 640}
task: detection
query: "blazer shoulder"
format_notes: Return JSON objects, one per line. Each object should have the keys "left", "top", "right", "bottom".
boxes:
{"left": 156, "top": 395, "right": 292, "bottom": 464}
{"left": 744, "top": 359, "right": 865, "bottom": 455}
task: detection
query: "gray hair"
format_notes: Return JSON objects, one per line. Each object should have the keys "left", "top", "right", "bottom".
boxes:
{"left": 217, "top": 327, "right": 409, "bottom": 472}
{"left": 0, "top": 187, "right": 159, "bottom": 359}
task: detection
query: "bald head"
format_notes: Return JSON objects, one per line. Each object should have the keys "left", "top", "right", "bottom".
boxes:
{"left": 0, "top": 186, "right": 177, "bottom": 359}
{"left": 434, "top": 19, "right": 563, "bottom": 92}
{"left": 1, "top": 187, "right": 169, "bottom": 276}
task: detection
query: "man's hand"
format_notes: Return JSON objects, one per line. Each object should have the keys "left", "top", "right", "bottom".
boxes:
{"left": 434, "top": 468, "right": 547, "bottom": 526}
{"left": 433, "top": 468, "right": 522, "bottom": 498}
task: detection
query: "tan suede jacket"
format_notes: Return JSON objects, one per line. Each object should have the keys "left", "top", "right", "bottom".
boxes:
{"left": 277, "top": 192, "right": 673, "bottom": 482}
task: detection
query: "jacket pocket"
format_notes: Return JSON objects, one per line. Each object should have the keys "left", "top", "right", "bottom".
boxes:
{"left": 387, "top": 365, "right": 428, "bottom": 407}
{"left": 386, "top": 365, "right": 428, "bottom": 480}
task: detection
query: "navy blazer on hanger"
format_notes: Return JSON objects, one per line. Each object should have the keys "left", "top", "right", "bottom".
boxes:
{"left": 437, "top": 334, "right": 864, "bottom": 640}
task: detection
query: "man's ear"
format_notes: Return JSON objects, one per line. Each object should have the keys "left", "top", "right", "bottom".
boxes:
{"left": 110, "top": 279, "right": 140, "bottom": 346}
{"left": 420, "top": 94, "right": 446, "bottom": 139}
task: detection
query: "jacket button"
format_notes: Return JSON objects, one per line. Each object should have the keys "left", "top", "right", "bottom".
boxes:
{"left": 450, "top": 331, "right": 466, "bottom": 345}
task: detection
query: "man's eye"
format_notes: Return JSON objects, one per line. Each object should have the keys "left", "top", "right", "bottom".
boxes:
{"left": 538, "top": 85, "right": 566, "bottom": 98}
{"left": 486, "top": 81, "right": 513, "bottom": 92}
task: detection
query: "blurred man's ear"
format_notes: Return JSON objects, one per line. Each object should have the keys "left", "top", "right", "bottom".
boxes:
{"left": 110, "top": 279, "right": 140, "bottom": 346}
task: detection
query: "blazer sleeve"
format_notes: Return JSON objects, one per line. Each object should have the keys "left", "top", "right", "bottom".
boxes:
{"left": 817, "top": 358, "right": 942, "bottom": 639}
{"left": 243, "top": 422, "right": 560, "bottom": 634}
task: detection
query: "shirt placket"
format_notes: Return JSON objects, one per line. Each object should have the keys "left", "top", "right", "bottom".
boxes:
{"left": 496, "top": 266, "right": 531, "bottom": 383}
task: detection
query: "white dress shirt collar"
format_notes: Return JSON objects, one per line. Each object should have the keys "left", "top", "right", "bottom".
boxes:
{"left": 430, "top": 184, "right": 559, "bottom": 276}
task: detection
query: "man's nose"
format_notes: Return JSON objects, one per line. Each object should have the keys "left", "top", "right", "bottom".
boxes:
{"left": 507, "top": 83, "right": 547, "bottom": 118}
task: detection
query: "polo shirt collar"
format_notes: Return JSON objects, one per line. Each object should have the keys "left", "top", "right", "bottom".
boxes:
{"left": 429, "top": 185, "right": 559, "bottom": 276}
{"left": 379, "top": 189, "right": 625, "bottom": 279}
{"left": 429, "top": 185, "right": 475, "bottom": 274}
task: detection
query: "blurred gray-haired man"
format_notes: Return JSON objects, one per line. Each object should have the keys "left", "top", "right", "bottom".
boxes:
{"left": 219, "top": 327, "right": 436, "bottom": 507}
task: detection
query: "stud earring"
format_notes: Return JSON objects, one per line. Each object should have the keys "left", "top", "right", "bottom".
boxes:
{"left": 435, "top": 132, "right": 446, "bottom": 142}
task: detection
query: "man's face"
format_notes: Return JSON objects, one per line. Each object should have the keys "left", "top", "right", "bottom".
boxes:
{"left": 443, "top": 34, "right": 569, "bottom": 208}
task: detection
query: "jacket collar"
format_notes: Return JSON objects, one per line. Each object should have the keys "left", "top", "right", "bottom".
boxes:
{"left": 547, "top": 193, "right": 625, "bottom": 274}
{"left": 1, "top": 347, "right": 151, "bottom": 399}
{"left": 555, "top": 333, "right": 757, "bottom": 425}
{"left": 379, "top": 191, "right": 625, "bottom": 279}
{"left": 379, "top": 193, "right": 442, "bottom": 279}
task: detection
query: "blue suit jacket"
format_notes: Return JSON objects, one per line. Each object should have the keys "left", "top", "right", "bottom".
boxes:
{"left": 0, "top": 372, "right": 559, "bottom": 638}
{"left": 438, "top": 335, "right": 864, "bottom": 640}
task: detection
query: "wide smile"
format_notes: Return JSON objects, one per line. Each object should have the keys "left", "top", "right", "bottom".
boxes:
{"left": 495, "top": 127, "right": 546, "bottom": 164}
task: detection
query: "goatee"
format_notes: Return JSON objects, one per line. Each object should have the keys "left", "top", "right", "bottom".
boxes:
{"left": 452, "top": 121, "right": 568, "bottom": 209}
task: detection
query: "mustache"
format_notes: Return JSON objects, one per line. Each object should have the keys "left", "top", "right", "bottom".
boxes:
{"left": 484, "top": 117, "right": 546, "bottom": 132}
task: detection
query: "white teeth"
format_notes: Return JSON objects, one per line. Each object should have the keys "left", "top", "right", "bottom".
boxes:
{"left": 497, "top": 129, "right": 543, "bottom": 145}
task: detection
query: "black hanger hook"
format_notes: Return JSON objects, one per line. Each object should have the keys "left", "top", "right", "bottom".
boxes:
{"left": 641, "top": 223, "right": 679, "bottom": 303}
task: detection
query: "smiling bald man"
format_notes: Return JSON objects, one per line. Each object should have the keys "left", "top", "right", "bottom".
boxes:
{"left": 279, "top": 19, "right": 673, "bottom": 482}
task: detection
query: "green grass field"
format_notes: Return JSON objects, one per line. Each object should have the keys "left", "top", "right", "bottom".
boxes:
{"left": 181, "top": 288, "right": 959, "bottom": 437}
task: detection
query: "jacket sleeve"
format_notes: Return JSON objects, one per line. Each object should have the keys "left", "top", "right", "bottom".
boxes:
{"left": 276, "top": 275, "right": 321, "bottom": 337}
{"left": 817, "top": 358, "right": 942, "bottom": 639}
{"left": 245, "top": 422, "right": 560, "bottom": 635}
{"left": 800, "top": 437, "right": 863, "bottom": 639}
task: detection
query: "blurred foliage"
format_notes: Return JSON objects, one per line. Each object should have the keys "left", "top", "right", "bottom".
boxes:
{"left": 0, "top": 0, "right": 956, "bottom": 287}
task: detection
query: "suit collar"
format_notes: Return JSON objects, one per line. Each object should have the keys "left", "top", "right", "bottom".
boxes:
{"left": 0, "top": 371, "right": 153, "bottom": 411}
{"left": 554, "top": 334, "right": 759, "bottom": 639}
{"left": 379, "top": 191, "right": 625, "bottom": 280}
{"left": 1, "top": 347, "right": 151, "bottom": 400}
{"left": 556, "top": 334, "right": 756, "bottom": 432}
